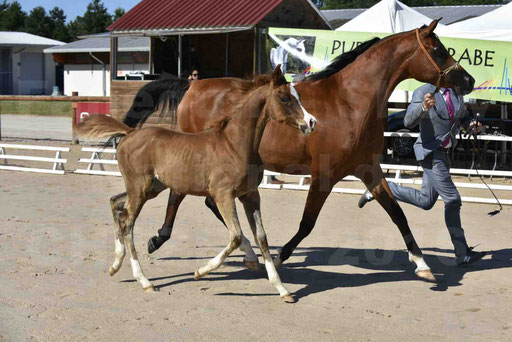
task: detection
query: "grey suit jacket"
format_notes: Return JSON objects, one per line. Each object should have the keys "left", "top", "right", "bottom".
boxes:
{"left": 404, "top": 84, "right": 471, "bottom": 161}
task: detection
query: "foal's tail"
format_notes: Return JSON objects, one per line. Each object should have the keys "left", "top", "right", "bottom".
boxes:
{"left": 77, "top": 115, "right": 133, "bottom": 141}
{"left": 122, "top": 74, "right": 190, "bottom": 128}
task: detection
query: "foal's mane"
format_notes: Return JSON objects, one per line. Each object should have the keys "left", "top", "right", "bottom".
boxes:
{"left": 305, "top": 37, "right": 381, "bottom": 82}
{"left": 207, "top": 74, "right": 274, "bottom": 132}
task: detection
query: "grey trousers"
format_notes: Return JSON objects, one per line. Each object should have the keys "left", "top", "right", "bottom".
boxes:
{"left": 389, "top": 149, "right": 469, "bottom": 257}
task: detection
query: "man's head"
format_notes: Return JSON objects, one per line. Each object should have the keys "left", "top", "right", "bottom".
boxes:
{"left": 189, "top": 69, "right": 199, "bottom": 81}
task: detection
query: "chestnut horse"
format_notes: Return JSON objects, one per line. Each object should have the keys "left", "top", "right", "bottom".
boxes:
{"left": 78, "top": 66, "right": 316, "bottom": 302}
{"left": 124, "top": 21, "right": 475, "bottom": 282}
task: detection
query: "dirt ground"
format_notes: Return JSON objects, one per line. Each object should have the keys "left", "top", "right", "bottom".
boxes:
{"left": 1, "top": 148, "right": 512, "bottom": 341}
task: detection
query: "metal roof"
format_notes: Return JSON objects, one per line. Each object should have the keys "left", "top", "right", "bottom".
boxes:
{"left": 43, "top": 36, "right": 149, "bottom": 54}
{"left": 322, "top": 4, "right": 503, "bottom": 28}
{"left": 108, "top": 0, "right": 283, "bottom": 33}
{"left": 0, "top": 31, "right": 64, "bottom": 47}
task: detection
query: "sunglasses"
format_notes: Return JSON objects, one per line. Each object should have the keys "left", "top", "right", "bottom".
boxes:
{"left": 192, "top": 73, "right": 199, "bottom": 77}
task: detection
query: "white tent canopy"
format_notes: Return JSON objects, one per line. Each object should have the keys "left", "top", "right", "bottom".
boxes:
{"left": 436, "top": 3, "right": 512, "bottom": 41}
{"left": 336, "top": 0, "right": 444, "bottom": 33}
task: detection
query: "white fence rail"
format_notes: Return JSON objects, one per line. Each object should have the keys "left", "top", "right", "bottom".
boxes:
{"left": 0, "top": 143, "right": 69, "bottom": 175}
{"left": 74, "top": 147, "right": 121, "bottom": 176}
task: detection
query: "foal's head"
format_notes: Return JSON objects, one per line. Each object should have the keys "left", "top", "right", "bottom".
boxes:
{"left": 409, "top": 20, "right": 475, "bottom": 95}
{"left": 266, "top": 65, "right": 317, "bottom": 135}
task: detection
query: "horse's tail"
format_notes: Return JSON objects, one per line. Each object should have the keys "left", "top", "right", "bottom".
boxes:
{"left": 77, "top": 115, "right": 133, "bottom": 141}
{"left": 122, "top": 74, "right": 190, "bottom": 129}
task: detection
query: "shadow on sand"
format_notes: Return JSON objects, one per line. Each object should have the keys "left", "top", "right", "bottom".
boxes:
{"left": 121, "top": 247, "right": 512, "bottom": 300}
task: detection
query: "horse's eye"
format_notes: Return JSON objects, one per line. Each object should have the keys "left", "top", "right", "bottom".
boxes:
{"left": 281, "top": 95, "right": 290, "bottom": 103}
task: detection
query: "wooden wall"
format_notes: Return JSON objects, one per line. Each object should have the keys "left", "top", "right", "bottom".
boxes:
{"left": 110, "top": 80, "right": 149, "bottom": 121}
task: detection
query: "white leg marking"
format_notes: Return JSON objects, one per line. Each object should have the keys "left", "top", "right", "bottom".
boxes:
{"left": 409, "top": 251, "right": 430, "bottom": 271}
{"left": 112, "top": 238, "right": 125, "bottom": 271}
{"left": 130, "top": 258, "right": 152, "bottom": 289}
{"left": 239, "top": 235, "right": 258, "bottom": 261}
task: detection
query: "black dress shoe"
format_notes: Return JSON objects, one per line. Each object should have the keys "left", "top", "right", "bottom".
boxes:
{"left": 457, "top": 247, "right": 487, "bottom": 266}
{"left": 358, "top": 190, "right": 374, "bottom": 208}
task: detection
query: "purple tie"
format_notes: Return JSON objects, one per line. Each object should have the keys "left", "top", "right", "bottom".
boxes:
{"left": 442, "top": 89, "right": 455, "bottom": 147}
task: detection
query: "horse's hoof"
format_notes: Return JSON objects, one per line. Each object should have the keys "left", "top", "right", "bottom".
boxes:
{"left": 194, "top": 270, "right": 203, "bottom": 280}
{"left": 416, "top": 269, "right": 437, "bottom": 282}
{"left": 147, "top": 236, "right": 158, "bottom": 254}
{"left": 109, "top": 266, "right": 118, "bottom": 276}
{"left": 273, "top": 257, "right": 282, "bottom": 268}
{"left": 144, "top": 285, "right": 156, "bottom": 293}
{"left": 243, "top": 259, "right": 260, "bottom": 271}
{"left": 281, "top": 294, "right": 296, "bottom": 303}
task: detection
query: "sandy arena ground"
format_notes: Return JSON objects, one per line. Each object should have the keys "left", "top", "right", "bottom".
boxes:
{"left": 1, "top": 145, "right": 511, "bottom": 341}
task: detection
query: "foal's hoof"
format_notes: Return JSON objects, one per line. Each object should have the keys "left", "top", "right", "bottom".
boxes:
{"left": 281, "top": 294, "right": 296, "bottom": 303}
{"left": 194, "top": 270, "right": 204, "bottom": 280}
{"left": 243, "top": 259, "right": 260, "bottom": 271}
{"left": 109, "top": 266, "right": 118, "bottom": 276}
{"left": 143, "top": 285, "right": 156, "bottom": 293}
{"left": 416, "top": 269, "right": 437, "bottom": 282}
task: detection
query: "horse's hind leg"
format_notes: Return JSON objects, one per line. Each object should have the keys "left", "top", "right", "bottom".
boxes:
{"left": 357, "top": 164, "right": 436, "bottom": 282}
{"left": 109, "top": 192, "right": 127, "bottom": 276}
{"left": 147, "top": 190, "right": 186, "bottom": 254}
{"left": 205, "top": 197, "right": 259, "bottom": 270}
{"left": 194, "top": 195, "right": 242, "bottom": 279}
{"left": 240, "top": 191, "right": 294, "bottom": 303}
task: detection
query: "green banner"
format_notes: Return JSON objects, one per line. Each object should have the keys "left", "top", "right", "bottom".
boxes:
{"left": 268, "top": 27, "right": 512, "bottom": 103}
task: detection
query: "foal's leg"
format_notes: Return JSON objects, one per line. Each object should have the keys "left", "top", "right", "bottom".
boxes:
{"left": 240, "top": 191, "right": 294, "bottom": 303}
{"left": 194, "top": 195, "right": 242, "bottom": 279}
{"left": 205, "top": 197, "right": 259, "bottom": 270}
{"left": 275, "top": 174, "right": 333, "bottom": 266}
{"left": 147, "top": 190, "right": 186, "bottom": 254}
{"left": 357, "top": 164, "right": 436, "bottom": 282}
{"left": 109, "top": 192, "right": 127, "bottom": 276}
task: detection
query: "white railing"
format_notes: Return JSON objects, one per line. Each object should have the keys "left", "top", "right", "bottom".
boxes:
{"left": 74, "top": 147, "right": 121, "bottom": 176}
{"left": 0, "top": 143, "right": 69, "bottom": 175}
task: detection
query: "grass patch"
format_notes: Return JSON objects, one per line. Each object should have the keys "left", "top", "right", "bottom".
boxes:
{"left": 0, "top": 101, "right": 71, "bottom": 116}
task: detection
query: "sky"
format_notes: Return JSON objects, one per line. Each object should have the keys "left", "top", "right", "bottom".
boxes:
{"left": 18, "top": 0, "right": 141, "bottom": 23}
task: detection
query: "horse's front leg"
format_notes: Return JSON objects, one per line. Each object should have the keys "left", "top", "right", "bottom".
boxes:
{"left": 194, "top": 194, "right": 242, "bottom": 279}
{"left": 240, "top": 191, "right": 294, "bottom": 303}
{"left": 147, "top": 190, "right": 185, "bottom": 254}
{"left": 276, "top": 173, "right": 334, "bottom": 266}
{"left": 356, "top": 163, "right": 436, "bottom": 282}
{"left": 204, "top": 197, "right": 259, "bottom": 270}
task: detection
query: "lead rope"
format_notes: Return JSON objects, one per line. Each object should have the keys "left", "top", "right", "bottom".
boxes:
{"left": 466, "top": 126, "right": 503, "bottom": 216}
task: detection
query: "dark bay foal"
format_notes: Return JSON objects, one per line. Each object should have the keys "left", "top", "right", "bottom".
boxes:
{"left": 77, "top": 66, "right": 316, "bottom": 302}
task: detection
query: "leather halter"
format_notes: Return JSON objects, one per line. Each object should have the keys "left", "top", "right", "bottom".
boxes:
{"left": 415, "top": 28, "right": 460, "bottom": 93}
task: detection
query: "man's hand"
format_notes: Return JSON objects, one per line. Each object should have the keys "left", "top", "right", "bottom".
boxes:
{"left": 469, "top": 120, "right": 483, "bottom": 134}
{"left": 422, "top": 93, "right": 436, "bottom": 111}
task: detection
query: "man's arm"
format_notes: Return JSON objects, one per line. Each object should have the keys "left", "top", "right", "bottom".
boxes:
{"left": 404, "top": 88, "right": 435, "bottom": 128}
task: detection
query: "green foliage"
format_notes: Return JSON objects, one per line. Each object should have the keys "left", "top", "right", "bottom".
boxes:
{"left": 25, "top": 6, "right": 53, "bottom": 38}
{"left": 50, "top": 7, "right": 71, "bottom": 42}
{"left": 112, "top": 8, "right": 125, "bottom": 22}
{"left": 0, "top": 1, "right": 26, "bottom": 31}
{"left": 82, "top": 0, "right": 112, "bottom": 34}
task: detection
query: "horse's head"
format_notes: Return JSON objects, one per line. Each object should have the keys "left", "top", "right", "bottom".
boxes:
{"left": 267, "top": 65, "right": 317, "bottom": 135}
{"left": 410, "top": 20, "right": 474, "bottom": 95}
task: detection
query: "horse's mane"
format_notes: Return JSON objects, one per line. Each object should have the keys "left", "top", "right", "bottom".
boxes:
{"left": 305, "top": 37, "right": 381, "bottom": 82}
{"left": 206, "top": 73, "right": 275, "bottom": 132}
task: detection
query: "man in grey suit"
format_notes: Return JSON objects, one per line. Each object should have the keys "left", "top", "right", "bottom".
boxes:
{"left": 359, "top": 83, "right": 486, "bottom": 265}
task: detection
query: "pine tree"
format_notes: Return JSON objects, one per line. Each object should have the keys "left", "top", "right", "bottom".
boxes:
{"left": 82, "top": 0, "right": 112, "bottom": 34}
{"left": 0, "top": 1, "right": 26, "bottom": 31}
{"left": 49, "top": 7, "right": 70, "bottom": 42}
{"left": 112, "top": 8, "right": 125, "bottom": 22}
{"left": 25, "top": 6, "right": 52, "bottom": 38}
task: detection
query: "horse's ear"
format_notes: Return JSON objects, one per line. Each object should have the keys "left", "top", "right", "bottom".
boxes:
{"left": 271, "top": 65, "right": 286, "bottom": 87}
{"left": 424, "top": 19, "right": 440, "bottom": 35}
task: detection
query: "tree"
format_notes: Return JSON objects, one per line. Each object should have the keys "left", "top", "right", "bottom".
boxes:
{"left": 112, "top": 7, "right": 125, "bottom": 22}
{"left": 67, "top": 17, "right": 86, "bottom": 41}
{"left": 0, "top": 1, "right": 26, "bottom": 31}
{"left": 25, "top": 6, "right": 52, "bottom": 38}
{"left": 49, "top": 7, "right": 70, "bottom": 42}
{"left": 81, "top": 0, "right": 112, "bottom": 34}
